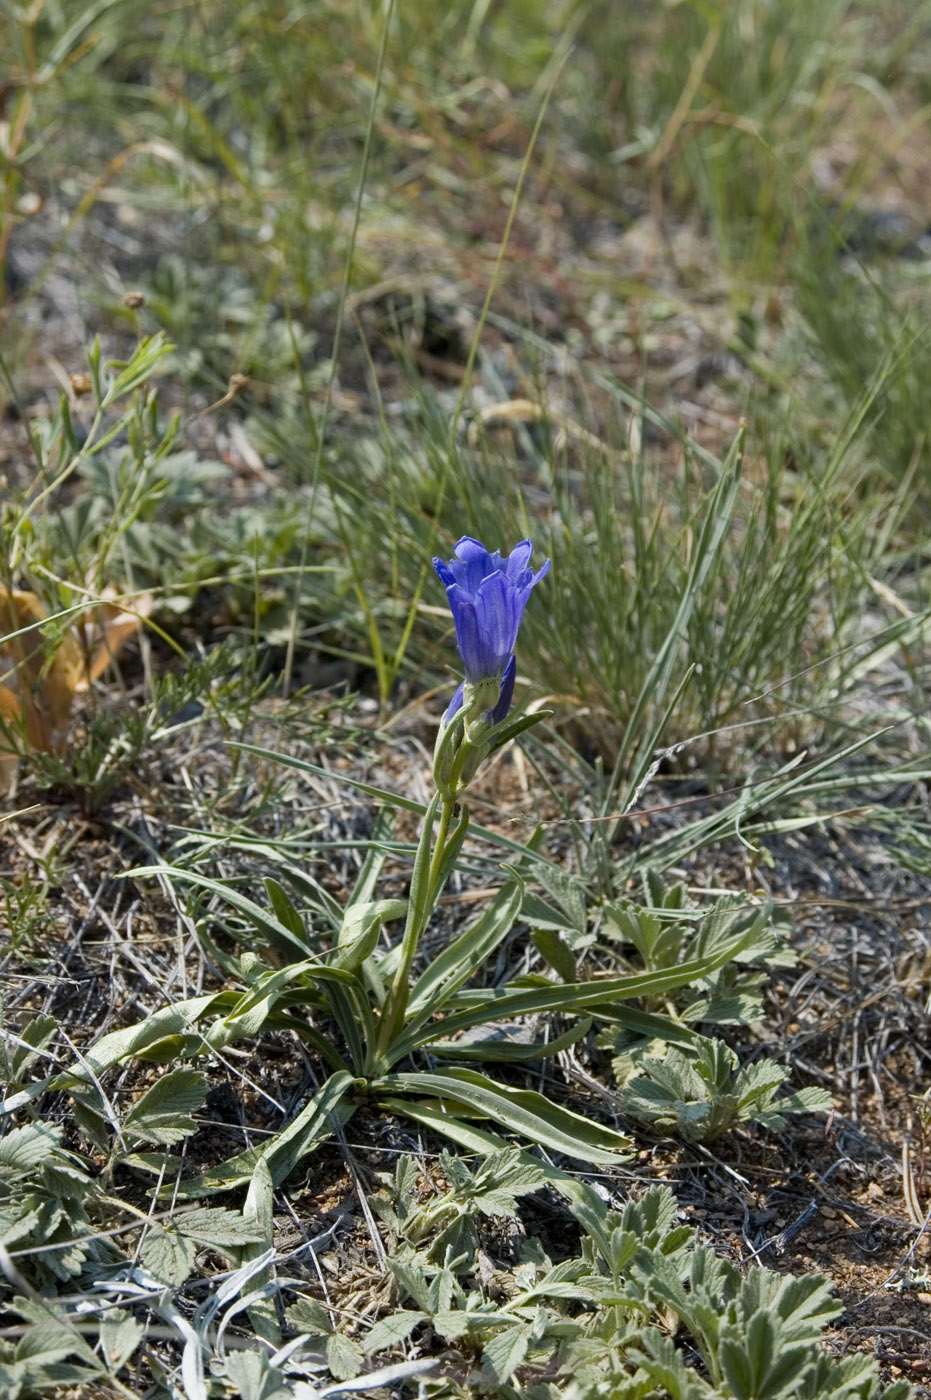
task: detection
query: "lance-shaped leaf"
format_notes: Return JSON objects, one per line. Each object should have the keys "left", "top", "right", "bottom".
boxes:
{"left": 44, "top": 993, "right": 226, "bottom": 1095}
{"left": 405, "top": 875, "right": 524, "bottom": 1023}
{"left": 335, "top": 898, "right": 406, "bottom": 972}
{"left": 166, "top": 1070, "right": 358, "bottom": 1196}
{"left": 372, "top": 1067, "right": 630, "bottom": 1164}
{"left": 130, "top": 864, "right": 319, "bottom": 959}
{"left": 428, "top": 1016, "right": 592, "bottom": 1063}
{"left": 391, "top": 933, "right": 754, "bottom": 1062}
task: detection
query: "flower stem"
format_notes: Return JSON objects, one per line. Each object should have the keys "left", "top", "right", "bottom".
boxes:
{"left": 371, "top": 790, "right": 459, "bottom": 1070}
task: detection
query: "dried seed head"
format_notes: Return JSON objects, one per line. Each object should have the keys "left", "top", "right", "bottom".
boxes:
{"left": 123, "top": 290, "right": 145, "bottom": 309}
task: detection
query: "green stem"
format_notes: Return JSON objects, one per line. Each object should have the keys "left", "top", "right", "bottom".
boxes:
{"left": 426, "top": 797, "right": 454, "bottom": 903}
{"left": 371, "top": 790, "right": 457, "bottom": 1070}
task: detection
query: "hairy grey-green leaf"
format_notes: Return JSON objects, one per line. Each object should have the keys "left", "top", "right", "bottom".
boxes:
{"left": 123, "top": 1068, "right": 208, "bottom": 1145}
{"left": 287, "top": 1295, "right": 333, "bottom": 1336}
{"left": 141, "top": 1223, "right": 197, "bottom": 1286}
{"left": 98, "top": 1308, "right": 143, "bottom": 1372}
{"left": 223, "top": 1349, "right": 292, "bottom": 1400}
{"left": 430, "top": 1310, "right": 472, "bottom": 1342}
{"left": 363, "top": 1310, "right": 427, "bottom": 1355}
{"left": 0, "top": 1123, "right": 64, "bottom": 1172}
{"left": 628, "top": 1330, "right": 715, "bottom": 1400}
{"left": 482, "top": 1322, "right": 532, "bottom": 1383}
{"left": 388, "top": 1256, "right": 433, "bottom": 1313}
{"left": 172, "top": 1205, "right": 266, "bottom": 1248}
{"left": 325, "top": 1331, "right": 364, "bottom": 1381}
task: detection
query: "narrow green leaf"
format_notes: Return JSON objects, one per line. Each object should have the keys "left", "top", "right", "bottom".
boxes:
{"left": 346, "top": 807, "right": 396, "bottom": 907}
{"left": 487, "top": 709, "right": 551, "bottom": 754}
{"left": 373, "top": 1068, "right": 630, "bottom": 1164}
{"left": 264, "top": 877, "right": 310, "bottom": 944}
{"left": 241, "top": 1157, "right": 279, "bottom": 1347}
{"left": 426, "top": 803, "right": 470, "bottom": 904}
{"left": 598, "top": 1006, "right": 701, "bottom": 1050}
{"left": 205, "top": 958, "right": 330, "bottom": 1050}
{"left": 379, "top": 1098, "right": 513, "bottom": 1156}
{"left": 396, "top": 935, "right": 753, "bottom": 1058}
{"left": 6, "top": 1014, "right": 58, "bottom": 1080}
{"left": 405, "top": 877, "right": 524, "bottom": 1021}
{"left": 102, "top": 334, "right": 173, "bottom": 405}
{"left": 130, "top": 865, "right": 315, "bottom": 959}
{"left": 36, "top": 0, "right": 127, "bottom": 81}
{"left": 531, "top": 927, "right": 577, "bottom": 982}
{"left": 429, "top": 1016, "right": 591, "bottom": 1063}
{"left": 51, "top": 993, "right": 223, "bottom": 1090}
{"left": 166, "top": 1070, "right": 357, "bottom": 1196}
{"left": 375, "top": 1099, "right": 604, "bottom": 1223}
{"left": 335, "top": 899, "right": 406, "bottom": 972}
{"left": 612, "top": 428, "right": 744, "bottom": 821}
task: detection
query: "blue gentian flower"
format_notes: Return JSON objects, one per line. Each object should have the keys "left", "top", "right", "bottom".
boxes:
{"left": 433, "top": 537, "right": 549, "bottom": 724}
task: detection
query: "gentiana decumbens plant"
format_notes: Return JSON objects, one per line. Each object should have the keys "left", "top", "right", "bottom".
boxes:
{"left": 12, "top": 539, "right": 797, "bottom": 1192}
{"left": 0, "top": 541, "right": 903, "bottom": 1400}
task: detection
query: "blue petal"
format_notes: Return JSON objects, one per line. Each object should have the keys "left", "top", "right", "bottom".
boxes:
{"left": 490, "top": 654, "right": 517, "bottom": 724}
{"left": 503, "top": 540, "right": 534, "bottom": 580}
{"left": 474, "top": 571, "right": 517, "bottom": 673}
{"left": 450, "top": 592, "right": 486, "bottom": 681}
{"left": 433, "top": 556, "right": 457, "bottom": 589}
{"left": 444, "top": 681, "right": 465, "bottom": 724}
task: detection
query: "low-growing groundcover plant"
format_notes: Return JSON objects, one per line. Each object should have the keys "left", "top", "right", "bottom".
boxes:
{"left": 0, "top": 536, "right": 903, "bottom": 1398}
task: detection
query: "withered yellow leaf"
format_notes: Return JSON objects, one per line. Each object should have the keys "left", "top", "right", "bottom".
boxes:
{"left": 0, "top": 588, "right": 84, "bottom": 754}
{"left": 84, "top": 592, "right": 152, "bottom": 685}
{"left": 0, "top": 585, "right": 149, "bottom": 791}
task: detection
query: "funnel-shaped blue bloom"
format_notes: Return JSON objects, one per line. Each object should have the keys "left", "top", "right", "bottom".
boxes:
{"left": 433, "top": 537, "right": 549, "bottom": 722}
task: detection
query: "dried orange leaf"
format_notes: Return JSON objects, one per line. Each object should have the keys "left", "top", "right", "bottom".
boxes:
{"left": 0, "top": 587, "right": 84, "bottom": 752}
{"left": 85, "top": 593, "right": 152, "bottom": 684}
